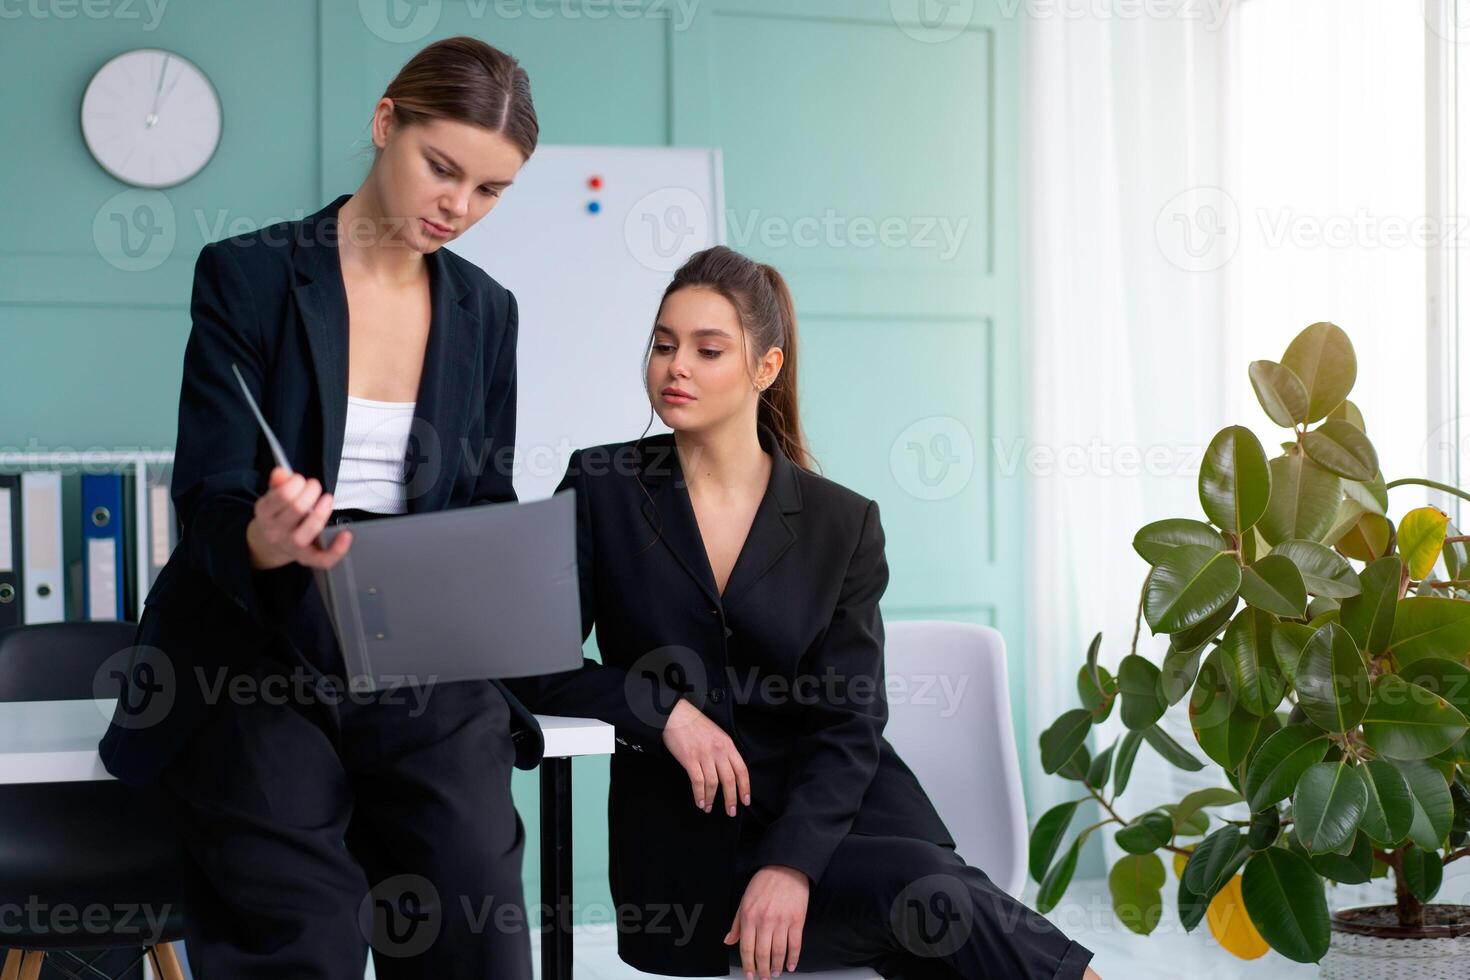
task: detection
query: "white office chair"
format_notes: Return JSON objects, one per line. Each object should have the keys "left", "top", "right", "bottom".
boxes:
{"left": 716, "top": 620, "right": 1027, "bottom": 979}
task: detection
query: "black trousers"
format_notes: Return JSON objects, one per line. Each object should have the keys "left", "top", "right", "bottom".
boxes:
{"left": 159, "top": 510, "right": 532, "bottom": 979}
{"left": 730, "top": 826, "right": 1094, "bottom": 979}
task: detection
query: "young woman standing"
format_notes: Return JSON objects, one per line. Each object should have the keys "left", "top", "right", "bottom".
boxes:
{"left": 99, "top": 36, "right": 541, "bottom": 979}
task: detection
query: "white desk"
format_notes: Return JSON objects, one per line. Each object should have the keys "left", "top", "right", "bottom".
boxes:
{"left": 0, "top": 700, "right": 612, "bottom": 980}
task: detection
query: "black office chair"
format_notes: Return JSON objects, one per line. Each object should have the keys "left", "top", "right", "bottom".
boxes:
{"left": 0, "top": 622, "right": 186, "bottom": 980}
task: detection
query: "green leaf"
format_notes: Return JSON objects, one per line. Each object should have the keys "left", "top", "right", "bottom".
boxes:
{"left": 1132, "top": 518, "right": 1230, "bottom": 565}
{"left": 1240, "top": 847, "right": 1331, "bottom": 963}
{"left": 1326, "top": 398, "right": 1366, "bottom": 431}
{"left": 1444, "top": 522, "right": 1469, "bottom": 580}
{"left": 1118, "top": 655, "right": 1168, "bottom": 731}
{"left": 1141, "top": 722, "right": 1205, "bottom": 771}
{"left": 1219, "top": 607, "right": 1285, "bottom": 717}
{"left": 1143, "top": 545, "right": 1243, "bottom": 634}
{"left": 1338, "top": 555, "right": 1400, "bottom": 656}
{"left": 1199, "top": 426, "right": 1272, "bottom": 533}
{"left": 1270, "top": 539, "right": 1361, "bottom": 598}
{"left": 1087, "top": 738, "right": 1117, "bottom": 790}
{"left": 1162, "top": 802, "right": 1211, "bottom": 837}
{"left": 1398, "top": 657, "right": 1470, "bottom": 717}
{"left": 1076, "top": 663, "right": 1116, "bottom": 723}
{"left": 1248, "top": 804, "right": 1282, "bottom": 850}
{"left": 1249, "top": 359, "right": 1310, "bottom": 428}
{"left": 1029, "top": 799, "right": 1083, "bottom": 884}
{"left": 1292, "top": 761, "right": 1367, "bottom": 853}
{"left": 1361, "top": 673, "right": 1470, "bottom": 760}
{"left": 1401, "top": 844, "right": 1443, "bottom": 903}
{"left": 1173, "top": 787, "right": 1245, "bottom": 829}
{"left": 1301, "top": 419, "right": 1378, "bottom": 482}
{"left": 1343, "top": 470, "right": 1389, "bottom": 516}
{"left": 1238, "top": 554, "right": 1308, "bottom": 618}
{"left": 1244, "top": 724, "right": 1331, "bottom": 811}
{"left": 1270, "top": 622, "right": 1315, "bottom": 688}
{"left": 1037, "top": 831, "right": 1085, "bottom": 913}
{"left": 1331, "top": 509, "right": 1391, "bottom": 563}
{"left": 1395, "top": 759, "right": 1454, "bottom": 851}
{"left": 1359, "top": 758, "right": 1414, "bottom": 847}
{"left": 1280, "top": 321, "right": 1357, "bottom": 424}
{"left": 1307, "top": 831, "right": 1373, "bottom": 884}
{"left": 1389, "top": 597, "right": 1470, "bottom": 667}
{"left": 1257, "top": 455, "right": 1343, "bottom": 546}
{"left": 1160, "top": 645, "right": 1204, "bottom": 705}
{"left": 1114, "top": 810, "right": 1175, "bottom": 855}
{"left": 1399, "top": 507, "right": 1451, "bottom": 581}
{"left": 1295, "top": 623, "right": 1371, "bottom": 733}
{"left": 1058, "top": 743, "right": 1091, "bottom": 782}
{"left": 1182, "top": 826, "right": 1248, "bottom": 900}
{"left": 1039, "top": 708, "right": 1093, "bottom": 774}
{"left": 1169, "top": 596, "right": 1239, "bottom": 653}
{"left": 1113, "top": 728, "right": 1145, "bottom": 796}
{"left": 1108, "top": 853, "right": 1166, "bottom": 936}
{"left": 1190, "top": 649, "right": 1264, "bottom": 769}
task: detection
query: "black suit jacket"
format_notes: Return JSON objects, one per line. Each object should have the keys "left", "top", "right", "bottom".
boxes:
{"left": 98, "top": 193, "right": 544, "bottom": 785}
{"left": 504, "top": 423, "right": 954, "bottom": 976}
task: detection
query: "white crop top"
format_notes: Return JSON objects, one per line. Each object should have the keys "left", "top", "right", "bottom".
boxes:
{"left": 334, "top": 395, "right": 417, "bottom": 514}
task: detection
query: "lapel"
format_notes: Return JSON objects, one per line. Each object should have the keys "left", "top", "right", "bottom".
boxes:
{"left": 289, "top": 194, "right": 481, "bottom": 513}
{"left": 638, "top": 423, "right": 804, "bottom": 612}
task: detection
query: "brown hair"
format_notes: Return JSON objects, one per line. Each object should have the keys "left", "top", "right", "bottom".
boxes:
{"left": 644, "top": 245, "right": 816, "bottom": 472}
{"left": 369, "top": 35, "right": 538, "bottom": 161}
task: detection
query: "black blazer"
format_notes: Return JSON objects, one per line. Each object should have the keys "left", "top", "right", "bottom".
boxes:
{"left": 99, "top": 193, "right": 544, "bottom": 785}
{"left": 503, "top": 423, "right": 954, "bottom": 977}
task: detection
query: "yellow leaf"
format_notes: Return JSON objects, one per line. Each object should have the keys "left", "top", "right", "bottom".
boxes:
{"left": 1206, "top": 875, "right": 1270, "bottom": 960}
{"left": 1400, "top": 506, "right": 1451, "bottom": 580}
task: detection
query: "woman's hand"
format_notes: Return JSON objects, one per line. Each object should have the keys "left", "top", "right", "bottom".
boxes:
{"left": 245, "top": 466, "right": 353, "bottom": 571}
{"left": 660, "top": 697, "right": 751, "bottom": 816}
{"left": 724, "top": 865, "right": 809, "bottom": 980}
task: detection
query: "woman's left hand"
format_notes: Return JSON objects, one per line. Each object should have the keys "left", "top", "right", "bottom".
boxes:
{"left": 723, "top": 865, "right": 810, "bottom": 980}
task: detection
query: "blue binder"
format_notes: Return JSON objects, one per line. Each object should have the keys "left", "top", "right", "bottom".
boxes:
{"left": 82, "top": 473, "right": 127, "bottom": 621}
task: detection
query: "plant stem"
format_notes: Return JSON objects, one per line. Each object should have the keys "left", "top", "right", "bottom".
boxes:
{"left": 1445, "top": 845, "right": 1470, "bottom": 865}
{"left": 1129, "top": 577, "right": 1146, "bottom": 660}
{"left": 1388, "top": 849, "right": 1425, "bottom": 928}
{"left": 1385, "top": 477, "right": 1470, "bottom": 505}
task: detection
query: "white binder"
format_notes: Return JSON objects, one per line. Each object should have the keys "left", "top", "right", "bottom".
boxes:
{"left": 20, "top": 471, "right": 65, "bottom": 624}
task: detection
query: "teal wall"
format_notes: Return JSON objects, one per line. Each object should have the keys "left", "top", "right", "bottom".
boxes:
{"left": 0, "top": 0, "right": 1028, "bottom": 922}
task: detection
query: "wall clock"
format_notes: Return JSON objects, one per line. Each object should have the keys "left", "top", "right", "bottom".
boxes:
{"left": 81, "top": 48, "right": 221, "bottom": 188}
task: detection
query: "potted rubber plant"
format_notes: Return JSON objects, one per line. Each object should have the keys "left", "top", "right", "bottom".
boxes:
{"left": 1030, "top": 322, "right": 1470, "bottom": 974}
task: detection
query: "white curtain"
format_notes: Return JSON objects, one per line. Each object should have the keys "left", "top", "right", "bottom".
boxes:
{"left": 1019, "top": 0, "right": 1430, "bottom": 880}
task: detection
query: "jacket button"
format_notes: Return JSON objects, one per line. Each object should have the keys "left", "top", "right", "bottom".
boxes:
{"left": 723, "top": 626, "right": 733, "bottom": 638}
{"left": 709, "top": 687, "right": 725, "bottom": 704}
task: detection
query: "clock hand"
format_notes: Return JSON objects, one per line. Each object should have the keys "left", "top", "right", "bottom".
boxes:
{"left": 145, "top": 54, "right": 172, "bottom": 127}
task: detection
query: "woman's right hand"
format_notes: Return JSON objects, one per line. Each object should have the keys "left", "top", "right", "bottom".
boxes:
{"left": 245, "top": 466, "right": 353, "bottom": 571}
{"left": 661, "top": 697, "right": 752, "bottom": 817}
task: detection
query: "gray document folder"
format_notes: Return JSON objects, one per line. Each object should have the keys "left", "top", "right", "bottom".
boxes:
{"left": 311, "top": 490, "right": 582, "bottom": 691}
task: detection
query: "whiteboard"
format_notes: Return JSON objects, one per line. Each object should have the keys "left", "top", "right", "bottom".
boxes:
{"left": 449, "top": 145, "right": 726, "bottom": 501}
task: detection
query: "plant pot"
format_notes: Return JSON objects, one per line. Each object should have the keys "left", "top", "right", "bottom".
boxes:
{"left": 1319, "top": 905, "right": 1470, "bottom": 979}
